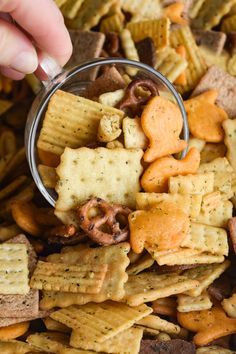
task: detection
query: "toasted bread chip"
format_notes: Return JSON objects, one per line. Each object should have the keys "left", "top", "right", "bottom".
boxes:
{"left": 223, "top": 119, "right": 236, "bottom": 173}
{"left": 30, "top": 261, "right": 107, "bottom": 294}
{"left": 177, "top": 291, "right": 212, "bottom": 312}
{"left": 37, "top": 90, "right": 124, "bottom": 156}
{"left": 50, "top": 302, "right": 152, "bottom": 344}
{"left": 192, "top": 65, "right": 236, "bottom": 118}
{"left": 67, "top": 0, "right": 116, "bottom": 29}
{"left": 200, "top": 143, "right": 227, "bottom": 164}
{"left": 124, "top": 272, "right": 199, "bottom": 306}
{"left": 141, "top": 148, "right": 200, "bottom": 193}
{"left": 56, "top": 147, "right": 143, "bottom": 210}
{"left": 61, "top": 0, "right": 85, "bottom": 19}
{"left": 168, "top": 173, "right": 214, "bottom": 195}
{"left": 192, "top": 0, "right": 236, "bottom": 30}
{"left": 0, "top": 340, "right": 34, "bottom": 354}
{"left": 0, "top": 322, "right": 29, "bottom": 340}
{"left": 183, "top": 260, "right": 230, "bottom": 297}
{"left": 70, "top": 327, "right": 143, "bottom": 353}
{"left": 40, "top": 243, "right": 130, "bottom": 309}
{"left": 127, "top": 18, "right": 170, "bottom": 49}
{"left": 136, "top": 192, "right": 202, "bottom": 218}
{"left": 0, "top": 243, "right": 29, "bottom": 295}
{"left": 195, "top": 200, "right": 233, "bottom": 228}
{"left": 222, "top": 293, "right": 236, "bottom": 318}
{"left": 120, "top": 29, "right": 139, "bottom": 76}
{"left": 123, "top": 117, "right": 148, "bottom": 150}
{"left": 184, "top": 90, "right": 228, "bottom": 143}
{"left": 97, "top": 114, "right": 122, "bottom": 142}
{"left": 147, "top": 246, "right": 225, "bottom": 266}
{"left": 181, "top": 222, "right": 228, "bottom": 256}
{"left": 38, "top": 165, "right": 57, "bottom": 189}
{"left": 155, "top": 46, "right": 188, "bottom": 83}
{"left": 137, "top": 315, "right": 180, "bottom": 334}
{"left": 100, "top": 13, "right": 124, "bottom": 33}
{"left": 170, "top": 26, "right": 207, "bottom": 93}
{"left": 127, "top": 253, "right": 154, "bottom": 275}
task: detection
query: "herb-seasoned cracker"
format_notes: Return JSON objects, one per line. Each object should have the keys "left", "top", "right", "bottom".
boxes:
{"left": 30, "top": 261, "right": 107, "bottom": 294}
{"left": 197, "top": 346, "right": 235, "bottom": 353}
{"left": 50, "top": 302, "right": 152, "bottom": 344}
{"left": 120, "top": 29, "right": 139, "bottom": 76}
{"left": 40, "top": 243, "right": 130, "bottom": 309}
{"left": 124, "top": 272, "right": 199, "bottom": 306}
{"left": 183, "top": 260, "right": 230, "bottom": 297}
{"left": 168, "top": 173, "right": 214, "bottom": 195}
{"left": 223, "top": 119, "right": 236, "bottom": 173}
{"left": 123, "top": 117, "right": 148, "bottom": 150}
{"left": 27, "top": 332, "right": 71, "bottom": 353}
{"left": 43, "top": 317, "right": 70, "bottom": 333}
{"left": 127, "top": 253, "right": 154, "bottom": 275}
{"left": 56, "top": 147, "right": 143, "bottom": 210}
{"left": 222, "top": 293, "right": 236, "bottom": 318}
{"left": 200, "top": 143, "right": 227, "bottom": 164}
{"left": 137, "top": 315, "right": 180, "bottom": 334}
{"left": 97, "top": 114, "right": 122, "bottom": 142}
{"left": 100, "top": 13, "right": 124, "bottom": 33}
{"left": 0, "top": 340, "right": 33, "bottom": 354}
{"left": 136, "top": 192, "right": 202, "bottom": 218}
{"left": 201, "top": 191, "right": 222, "bottom": 214}
{"left": 181, "top": 222, "right": 228, "bottom": 256}
{"left": 37, "top": 90, "right": 124, "bottom": 156}
{"left": 177, "top": 291, "right": 212, "bottom": 312}
{"left": 195, "top": 200, "right": 233, "bottom": 228}
{"left": 70, "top": 327, "right": 143, "bottom": 353}
{"left": 0, "top": 243, "right": 29, "bottom": 295}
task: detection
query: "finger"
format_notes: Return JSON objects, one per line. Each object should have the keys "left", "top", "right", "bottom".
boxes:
{"left": 0, "top": 66, "right": 25, "bottom": 80}
{"left": 0, "top": 18, "right": 38, "bottom": 73}
{"left": 0, "top": 0, "right": 72, "bottom": 66}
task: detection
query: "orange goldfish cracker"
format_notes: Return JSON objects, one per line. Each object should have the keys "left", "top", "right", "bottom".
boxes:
{"left": 141, "top": 148, "right": 200, "bottom": 193}
{"left": 174, "top": 45, "right": 187, "bottom": 86}
{"left": 141, "top": 96, "right": 187, "bottom": 163}
{"left": 164, "top": 2, "right": 188, "bottom": 26}
{"left": 177, "top": 304, "right": 236, "bottom": 346}
{"left": 184, "top": 90, "right": 228, "bottom": 143}
{"left": 0, "top": 322, "right": 30, "bottom": 340}
{"left": 129, "top": 201, "right": 190, "bottom": 254}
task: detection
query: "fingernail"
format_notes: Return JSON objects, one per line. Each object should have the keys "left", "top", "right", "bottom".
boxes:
{"left": 39, "top": 54, "right": 62, "bottom": 81}
{"left": 10, "top": 51, "right": 38, "bottom": 74}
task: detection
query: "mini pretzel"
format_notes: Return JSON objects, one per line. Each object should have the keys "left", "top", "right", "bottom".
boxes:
{"left": 77, "top": 197, "right": 131, "bottom": 246}
{"left": 116, "top": 78, "right": 159, "bottom": 116}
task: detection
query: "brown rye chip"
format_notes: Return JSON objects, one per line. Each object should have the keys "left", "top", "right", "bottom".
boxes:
{"left": 136, "top": 37, "right": 157, "bottom": 67}
{"left": 139, "top": 339, "right": 196, "bottom": 354}
{"left": 192, "top": 65, "right": 236, "bottom": 118}
{"left": 0, "top": 310, "right": 51, "bottom": 328}
{"left": 193, "top": 29, "right": 226, "bottom": 55}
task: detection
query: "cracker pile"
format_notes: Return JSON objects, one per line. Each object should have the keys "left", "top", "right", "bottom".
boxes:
{"left": 1, "top": 0, "right": 236, "bottom": 353}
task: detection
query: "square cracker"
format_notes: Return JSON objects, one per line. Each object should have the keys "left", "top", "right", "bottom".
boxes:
{"left": 0, "top": 234, "right": 38, "bottom": 318}
{"left": 137, "top": 315, "right": 180, "bottom": 335}
{"left": 177, "top": 291, "right": 212, "bottom": 312}
{"left": 70, "top": 327, "right": 143, "bottom": 353}
{"left": 0, "top": 243, "right": 29, "bottom": 294}
{"left": 50, "top": 302, "right": 152, "bottom": 343}
{"left": 0, "top": 340, "right": 34, "bottom": 354}
{"left": 124, "top": 272, "right": 199, "bottom": 306}
{"left": 40, "top": 243, "right": 130, "bottom": 310}
{"left": 67, "top": 30, "right": 105, "bottom": 68}
{"left": 223, "top": 119, "right": 236, "bottom": 173}
{"left": 193, "top": 30, "right": 226, "bottom": 55}
{"left": 56, "top": 147, "right": 143, "bottom": 210}
{"left": 192, "top": 65, "right": 236, "bottom": 118}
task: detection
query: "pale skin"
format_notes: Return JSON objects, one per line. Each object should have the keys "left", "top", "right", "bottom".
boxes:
{"left": 0, "top": 0, "right": 72, "bottom": 80}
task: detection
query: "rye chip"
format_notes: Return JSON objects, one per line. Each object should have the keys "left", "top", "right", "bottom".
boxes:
{"left": 193, "top": 29, "right": 226, "bottom": 55}
{"left": 136, "top": 37, "right": 157, "bottom": 67}
{"left": 139, "top": 339, "right": 196, "bottom": 354}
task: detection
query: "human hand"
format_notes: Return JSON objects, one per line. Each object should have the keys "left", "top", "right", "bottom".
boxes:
{"left": 0, "top": 0, "right": 72, "bottom": 79}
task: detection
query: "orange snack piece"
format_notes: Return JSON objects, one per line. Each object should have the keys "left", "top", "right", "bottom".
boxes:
{"left": 129, "top": 201, "right": 190, "bottom": 254}
{"left": 152, "top": 298, "right": 177, "bottom": 317}
{"left": 184, "top": 90, "right": 228, "bottom": 143}
{"left": 0, "top": 322, "right": 29, "bottom": 340}
{"left": 141, "top": 147, "right": 200, "bottom": 193}
{"left": 141, "top": 96, "right": 187, "bottom": 163}
{"left": 38, "top": 148, "right": 60, "bottom": 168}
{"left": 164, "top": 2, "right": 188, "bottom": 26}
{"left": 177, "top": 304, "right": 236, "bottom": 346}
{"left": 174, "top": 45, "right": 187, "bottom": 86}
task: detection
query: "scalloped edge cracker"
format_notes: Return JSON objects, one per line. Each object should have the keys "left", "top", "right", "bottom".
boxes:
{"left": 177, "top": 291, "right": 212, "bottom": 312}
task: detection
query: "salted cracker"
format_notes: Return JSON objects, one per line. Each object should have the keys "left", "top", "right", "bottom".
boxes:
{"left": 183, "top": 260, "right": 230, "bottom": 297}
{"left": 124, "top": 272, "right": 199, "bottom": 306}
{"left": 37, "top": 90, "right": 124, "bottom": 156}
{"left": 127, "top": 253, "right": 154, "bottom": 275}
{"left": 50, "top": 302, "right": 152, "bottom": 344}
{"left": 195, "top": 200, "right": 233, "bottom": 228}
{"left": 192, "top": 65, "right": 236, "bottom": 118}
{"left": 137, "top": 315, "right": 180, "bottom": 335}
{"left": 223, "top": 119, "right": 236, "bottom": 173}
{"left": 168, "top": 173, "right": 214, "bottom": 195}
{"left": 196, "top": 346, "right": 235, "bottom": 354}
{"left": 70, "top": 327, "right": 143, "bottom": 353}
{"left": 177, "top": 291, "right": 212, "bottom": 312}
{"left": 123, "top": 117, "right": 148, "bottom": 150}
{"left": 40, "top": 243, "right": 130, "bottom": 309}
{"left": 56, "top": 147, "right": 143, "bottom": 210}
{"left": 0, "top": 340, "right": 34, "bottom": 354}
{"left": 181, "top": 222, "right": 229, "bottom": 256}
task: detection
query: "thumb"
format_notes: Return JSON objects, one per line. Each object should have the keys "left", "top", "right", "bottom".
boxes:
{"left": 0, "top": 18, "right": 38, "bottom": 74}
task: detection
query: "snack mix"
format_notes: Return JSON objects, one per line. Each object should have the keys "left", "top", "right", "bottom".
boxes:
{"left": 1, "top": 0, "right": 236, "bottom": 353}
